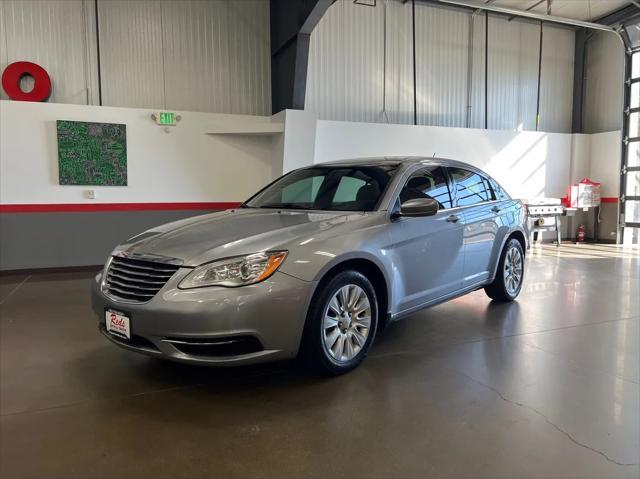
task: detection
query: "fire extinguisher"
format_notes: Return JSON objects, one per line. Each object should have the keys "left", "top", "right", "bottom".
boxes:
{"left": 576, "top": 225, "right": 585, "bottom": 243}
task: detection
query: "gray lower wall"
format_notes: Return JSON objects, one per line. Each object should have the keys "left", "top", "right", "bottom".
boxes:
{"left": 0, "top": 210, "right": 217, "bottom": 271}
{"left": 565, "top": 203, "right": 619, "bottom": 242}
{"left": 1, "top": 204, "right": 621, "bottom": 271}
{"left": 595, "top": 203, "right": 619, "bottom": 242}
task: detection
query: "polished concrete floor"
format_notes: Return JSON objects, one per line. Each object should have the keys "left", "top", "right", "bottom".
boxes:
{"left": 1, "top": 243, "right": 638, "bottom": 479}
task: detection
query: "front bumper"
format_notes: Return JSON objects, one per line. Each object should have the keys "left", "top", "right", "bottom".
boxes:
{"left": 92, "top": 268, "right": 316, "bottom": 366}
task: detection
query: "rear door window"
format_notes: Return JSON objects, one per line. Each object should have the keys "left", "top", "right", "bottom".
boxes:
{"left": 448, "top": 168, "right": 491, "bottom": 207}
{"left": 488, "top": 178, "right": 509, "bottom": 200}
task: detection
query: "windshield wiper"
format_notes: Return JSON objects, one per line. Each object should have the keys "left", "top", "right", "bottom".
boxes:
{"left": 257, "top": 203, "right": 314, "bottom": 210}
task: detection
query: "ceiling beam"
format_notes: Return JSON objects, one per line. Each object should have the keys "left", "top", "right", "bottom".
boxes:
{"left": 507, "top": 0, "right": 545, "bottom": 22}
{"left": 270, "top": 0, "right": 334, "bottom": 113}
{"left": 436, "top": 0, "right": 617, "bottom": 32}
{"left": 595, "top": 4, "right": 640, "bottom": 27}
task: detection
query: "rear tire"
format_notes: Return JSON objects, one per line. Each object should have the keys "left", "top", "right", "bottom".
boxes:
{"left": 484, "top": 238, "right": 525, "bottom": 302}
{"left": 299, "top": 270, "right": 378, "bottom": 375}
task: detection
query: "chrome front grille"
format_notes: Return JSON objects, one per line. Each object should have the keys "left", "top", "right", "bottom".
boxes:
{"left": 105, "top": 255, "right": 181, "bottom": 303}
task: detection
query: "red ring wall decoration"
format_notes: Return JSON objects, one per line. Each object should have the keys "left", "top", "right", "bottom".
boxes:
{"left": 1, "top": 61, "right": 51, "bottom": 102}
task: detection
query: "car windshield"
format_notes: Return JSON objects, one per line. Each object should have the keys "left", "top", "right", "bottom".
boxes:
{"left": 244, "top": 165, "right": 399, "bottom": 212}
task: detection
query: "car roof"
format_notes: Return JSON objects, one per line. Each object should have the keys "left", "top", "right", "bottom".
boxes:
{"left": 311, "top": 156, "right": 475, "bottom": 170}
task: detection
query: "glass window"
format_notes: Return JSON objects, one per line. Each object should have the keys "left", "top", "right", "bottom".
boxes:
{"left": 625, "top": 200, "right": 640, "bottom": 223}
{"left": 633, "top": 51, "right": 640, "bottom": 80}
{"left": 630, "top": 112, "right": 640, "bottom": 139}
{"left": 623, "top": 225, "right": 640, "bottom": 245}
{"left": 399, "top": 167, "right": 453, "bottom": 209}
{"left": 488, "top": 178, "right": 509, "bottom": 200}
{"left": 482, "top": 178, "right": 496, "bottom": 200}
{"left": 627, "top": 25, "right": 640, "bottom": 51}
{"left": 245, "top": 164, "right": 399, "bottom": 211}
{"left": 333, "top": 176, "right": 367, "bottom": 203}
{"left": 627, "top": 142, "right": 640, "bottom": 168}
{"left": 281, "top": 176, "right": 323, "bottom": 203}
{"left": 626, "top": 171, "right": 640, "bottom": 197}
{"left": 448, "top": 167, "right": 491, "bottom": 206}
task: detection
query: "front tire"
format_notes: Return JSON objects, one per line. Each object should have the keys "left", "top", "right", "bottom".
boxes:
{"left": 300, "top": 270, "right": 378, "bottom": 375}
{"left": 484, "top": 238, "right": 525, "bottom": 302}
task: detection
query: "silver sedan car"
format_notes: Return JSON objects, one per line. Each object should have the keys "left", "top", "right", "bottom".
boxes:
{"left": 93, "top": 157, "right": 528, "bottom": 374}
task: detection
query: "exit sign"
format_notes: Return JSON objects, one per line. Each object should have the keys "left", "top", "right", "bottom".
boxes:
{"left": 156, "top": 112, "right": 177, "bottom": 125}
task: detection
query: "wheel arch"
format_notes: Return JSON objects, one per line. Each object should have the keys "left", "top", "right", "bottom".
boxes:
{"left": 311, "top": 256, "right": 391, "bottom": 330}
{"left": 508, "top": 229, "right": 527, "bottom": 254}
{"left": 489, "top": 228, "right": 527, "bottom": 282}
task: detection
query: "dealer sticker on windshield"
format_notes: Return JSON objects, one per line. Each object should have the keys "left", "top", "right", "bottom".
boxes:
{"left": 105, "top": 309, "right": 131, "bottom": 340}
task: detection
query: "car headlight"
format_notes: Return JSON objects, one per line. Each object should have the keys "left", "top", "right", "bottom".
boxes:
{"left": 179, "top": 251, "right": 288, "bottom": 289}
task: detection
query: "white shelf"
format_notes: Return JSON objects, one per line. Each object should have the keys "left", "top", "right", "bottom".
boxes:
{"left": 206, "top": 122, "right": 284, "bottom": 136}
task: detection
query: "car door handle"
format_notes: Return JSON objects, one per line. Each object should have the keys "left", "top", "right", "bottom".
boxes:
{"left": 446, "top": 214, "right": 460, "bottom": 223}
{"left": 491, "top": 206, "right": 501, "bottom": 214}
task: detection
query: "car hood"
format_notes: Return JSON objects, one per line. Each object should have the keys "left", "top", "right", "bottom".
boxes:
{"left": 117, "top": 208, "right": 369, "bottom": 266}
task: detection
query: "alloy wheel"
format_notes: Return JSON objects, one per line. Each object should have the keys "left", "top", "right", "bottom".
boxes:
{"left": 503, "top": 246, "right": 523, "bottom": 295}
{"left": 322, "top": 284, "right": 372, "bottom": 362}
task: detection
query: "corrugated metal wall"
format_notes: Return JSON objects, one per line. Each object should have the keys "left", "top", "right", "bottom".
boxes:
{"left": 383, "top": 0, "right": 413, "bottom": 125}
{"left": 304, "top": 0, "right": 385, "bottom": 123}
{"left": 486, "top": 15, "right": 539, "bottom": 131}
{"left": 98, "top": 0, "right": 165, "bottom": 109}
{"left": 99, "top": 0, "right": 270, "bottom": 114}
{"left": 469, "top": 12, "right": 486, "bottom": 130}
{"left": 0, "top": 0, "right": 270, "bottom": 114}
{"left": 539, "top": 24, "right": 574, "bottom": 133}
{"left": 161, "top": 0, "right": 270, "bottom": 115}
{"left": 0, "top": 0, "right": 96, "bottom": 105}
{"left": 583, "top": 30, "right": 624, "bottom": 134}
{"left": 415, "top": 4, "right": 469, "bottom": 127}
{"left": 305, "top": 0, "right": 576, "bottom": 134}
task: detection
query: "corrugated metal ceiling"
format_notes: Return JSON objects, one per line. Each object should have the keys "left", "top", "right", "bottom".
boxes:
{"left": 482, "top": 0, "right": 630, "bottom": 22}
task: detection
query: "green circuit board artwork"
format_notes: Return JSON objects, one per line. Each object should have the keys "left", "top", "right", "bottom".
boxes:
{"left": 57, "top": 120, "right": 127, "bottom": 186}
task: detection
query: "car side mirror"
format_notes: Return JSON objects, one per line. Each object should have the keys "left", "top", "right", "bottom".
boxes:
{"left": 398, "top": 198, "right": 439, "bottom": 218}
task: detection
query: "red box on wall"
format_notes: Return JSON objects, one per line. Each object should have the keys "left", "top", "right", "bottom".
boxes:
{"left": 567, "top": 178, "right": 601, "bottom": 208}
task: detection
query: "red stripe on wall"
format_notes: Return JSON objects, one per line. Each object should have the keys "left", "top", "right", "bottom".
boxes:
{"left": 0, "top": 198, "right": 619, "bottom": 213}
{"left": 0, "top": 202, "right": 242, "bottom": 213}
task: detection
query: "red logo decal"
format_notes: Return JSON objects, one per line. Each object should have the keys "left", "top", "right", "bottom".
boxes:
{"left": 2, "top": 61, "right": 51, "bottom": 102}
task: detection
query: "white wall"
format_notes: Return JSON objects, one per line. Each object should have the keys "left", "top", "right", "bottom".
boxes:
{"left": 0, "top": 101, "right": 282, "bottom": 205}
{"left": 310, "top": 115, "right": 622, "bottom": 240}
{"left": 314, "top": 119, "right": 574, "bottom": 200}
{"left": 569, "top": 134, "right": 592, "bottom": 184}
{"left": 305, "top": 0, "right": 575, "bottom": 134}
{"left": 0, "top": 102, "right": 622, "bottom": 207}
{"left": 0, "top": 0, "right": 270, "bottom": 115}
{"left": 281, "top": 110, "right": 317, "bottom": 173}
{"left": 590, "top": 131, "right": 622, "bottom": 198}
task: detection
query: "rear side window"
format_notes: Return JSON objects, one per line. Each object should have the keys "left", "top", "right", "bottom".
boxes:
{"left": 482, "top": 178, "right": 496, "bottom": 201}
{"left": 489, "top": 178, "right": 509, "bottom": 200}
{"left": 399, "top": 167, "right": 453, "bottom": 209}
{"left": 448, "top": 167, "right": 491, "bottom": 207}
